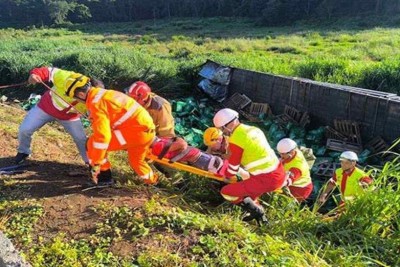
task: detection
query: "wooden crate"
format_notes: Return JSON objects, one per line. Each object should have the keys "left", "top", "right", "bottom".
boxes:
{"left": 240, "top": 102, "right": 273, "bottom": 122}
{"left": 334, "top": 119, "right": 362, "bottom": 144}
{"left": 284, "top": 105, "right": 302, "bottom": 123}
{"left": 326, "top": 138, "right": 363, "bottom": 153}
{"left": 248, "top": 102, "right": 272, "bottom": 116}
{"left": 223, "top": 92, "right": 251, "bottom": 110}
{"left": 325, "top": 126, "right": 348, "bottom": 141}
{"left": 315, "top": 162, "right": 339, "bottom": 177}
{"left": 276, "top": 114, "right": 297, "bottom": 125}
{"left": 365, "top": 136, "right": 389, "bottom": 154}
{"left": 298, "top": 112, "right": 310, "bottom": 127}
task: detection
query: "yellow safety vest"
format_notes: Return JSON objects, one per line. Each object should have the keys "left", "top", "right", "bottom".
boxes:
{"left": 335, "top": 167, "right": 369, "bottom": 202}
{"left": 282, "top": 149, "right": 312, "bottom": 187}
{"left": 50, "top": 67, "right": 87, "bottom": 114}
{"left": 229, "top": 124, "right": 279, "bottom": 175}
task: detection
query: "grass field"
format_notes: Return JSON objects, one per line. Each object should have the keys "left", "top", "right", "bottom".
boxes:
{"left": 1, "top": 17, "right": 400, "bottom": 100}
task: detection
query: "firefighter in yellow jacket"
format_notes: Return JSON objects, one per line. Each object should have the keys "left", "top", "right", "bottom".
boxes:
{"left": 319, "top": 151, "right": 373, "bottom": 205}
{"left": 64, "top": 73, "right": 157, "bottom": 185}
{"left": 213, "top": 108, "right": 285, "bottom": 225}
{"left": 277, "top": 138, "right": 313, "bottom": 202}
{"left": 126, "top": 81, "right": 175, "bottom": 137}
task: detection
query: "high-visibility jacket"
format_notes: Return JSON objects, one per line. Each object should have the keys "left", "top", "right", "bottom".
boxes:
{"left": 225, "top": 124, "right": 279, "bottom": 176}
{"left": 281, "top": 149, "right": 312, "bottom": 187}
{"left": 86, "top": 87, "right": 155, "bottom": 165}
{"left": 334, "top": 167, "right": 372, "bottom": 202}
{"left": 31, "top": 67, "right": 87, "bottom": 120}
{"left": 144, "top": 94, "right": 175, "bottom": 137}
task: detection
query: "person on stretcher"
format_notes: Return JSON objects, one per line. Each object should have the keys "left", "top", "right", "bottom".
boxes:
{"left": 150, "top": 136, "right": 248, "bottom": 178}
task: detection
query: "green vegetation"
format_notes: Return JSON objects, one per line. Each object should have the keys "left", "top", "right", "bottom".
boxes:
{"left": 2, "top": 160, "right": 399, "bottom": 266}
{"left": 1, "top": 18, "right": 400, "bottom": 99}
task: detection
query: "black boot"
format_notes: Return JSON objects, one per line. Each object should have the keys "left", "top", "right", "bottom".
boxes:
{"left": 97, "top": 169, "right": 114, "bottom": 186}
{"left": 240, "top": 197, "right": 268, "bottom": 226}
{"left": 15, "top": 152, "right": 30, "bottom": 165}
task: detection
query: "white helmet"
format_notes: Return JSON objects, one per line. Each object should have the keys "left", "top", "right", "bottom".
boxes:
{"left": 277, "top": 138, "right": 297, "bottom": 153}
{"left": 213, "top": 108, "right": 239, "bottom": 128}
{"left": 339, "top": 151, "right": 358, "bottom": 162}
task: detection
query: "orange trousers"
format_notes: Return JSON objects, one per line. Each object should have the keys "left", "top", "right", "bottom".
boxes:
{"left": 87, "top": 127, "right": 156, "bottom": 184}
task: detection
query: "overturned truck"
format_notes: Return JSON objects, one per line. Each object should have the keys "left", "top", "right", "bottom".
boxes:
{"left": 198, "top": 60, "right": 400, "bottom": 156}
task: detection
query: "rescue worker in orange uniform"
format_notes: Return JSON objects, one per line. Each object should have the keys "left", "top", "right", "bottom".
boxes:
{"left": 126, "top": 81, "right": 175, "bottom": 138}
{"left": 319, "top": 151, "right": 373, "bottom": 205}
{"left": 213, "top": 108, "right": 286, "bottom": 225}
{"left": 277, "top": 138, "right": 313, "bottom": 202}
{"left": 64, "top": 74, "right": 157, "bottom": 185}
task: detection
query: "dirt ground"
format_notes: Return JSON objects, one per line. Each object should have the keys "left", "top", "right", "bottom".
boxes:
{"left": 0, "top": 103, "right": 155, "bottom": 257}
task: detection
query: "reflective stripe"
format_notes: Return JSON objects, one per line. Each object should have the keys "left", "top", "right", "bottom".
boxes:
{"left": 114, "top": 130, "right": 127, "bottom": 146}
{"left": 93, "top": 142, "right": 109, "bottom": 150}
{"left": 221, "top": 193, "right": 239, "bottom": 202}
{"left": 344, "top": 196, "right": 355, "bottom": 201}
{"left": 228, "top": 164, "right": 240, "bottom": 171}
{"left": 48, "top": 67, "right": 57, "bottom": 82}
{"left": 113, "top": 102, "right": 140, "bottom": 128}
{"left": 227, "top": 170, "right": 237, "bottom": 176}
{"left": 89, "top": 158, "right": 107, "bottom": 165}
{"left": 92, "top": 89, "right": 107, "bottom": 103}
{"left": 50, "top": 92, "right": 69, "bottom": 111}
{"left": 249, "top": 160, "right": 279, "bottom": 175}
{"left": 140, "top": 170, "right": 153, "bottom": 180}
{"left": 244, "top": 156, "right": 273, "bottom": 170}
{"left": 128, "top": 82, "right": 137, "bottom": 94}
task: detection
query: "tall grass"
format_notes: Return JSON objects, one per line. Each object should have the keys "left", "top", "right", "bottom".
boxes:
{"left": 1, "top": 20, "right": 400, "bottom": 99}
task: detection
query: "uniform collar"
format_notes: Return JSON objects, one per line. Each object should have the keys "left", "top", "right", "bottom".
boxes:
{"left": 343, "top": 166, "right": 356, "bottom": 176}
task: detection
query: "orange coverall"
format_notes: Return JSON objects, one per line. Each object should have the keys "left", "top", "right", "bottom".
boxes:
{"left": 86, "top": 87, "right": 157, "bottom": 184}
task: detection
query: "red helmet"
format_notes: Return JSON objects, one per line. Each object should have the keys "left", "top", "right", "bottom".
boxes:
{"left": 127, "top": 81, "right": 151, "bottom": 105}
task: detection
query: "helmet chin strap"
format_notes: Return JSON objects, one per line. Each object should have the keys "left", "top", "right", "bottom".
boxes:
{"left": 221, "top": 125, "right": 233, "bottom": 136}
{"left": 143, "top": 96, "right": 151, "bottom": 108}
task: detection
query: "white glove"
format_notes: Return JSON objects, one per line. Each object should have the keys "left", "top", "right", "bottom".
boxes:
{"left": 238, "top": 167, "right": 250, "bottom": 180}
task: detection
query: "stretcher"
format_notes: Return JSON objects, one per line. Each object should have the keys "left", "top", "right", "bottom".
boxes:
{"left": 146, "top": 153, "right": 237, "bottom": 184}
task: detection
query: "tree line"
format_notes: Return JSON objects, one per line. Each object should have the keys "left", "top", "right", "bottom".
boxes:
{"left": 0, "top": 0, "right": 399, "bottom": 26}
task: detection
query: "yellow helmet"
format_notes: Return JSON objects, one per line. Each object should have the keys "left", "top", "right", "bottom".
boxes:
{"left": 64, "top": 72, "right": 90, "bottom": 98}
{"left": 203, "top": 127, "right": 223, "bottom": 146}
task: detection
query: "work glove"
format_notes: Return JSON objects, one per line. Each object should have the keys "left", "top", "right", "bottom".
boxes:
{"left": 238, "top": 167, "right": 250, "bottom": 180}
{"left": 89, "top": 165, "right": 101, "bottom": 185}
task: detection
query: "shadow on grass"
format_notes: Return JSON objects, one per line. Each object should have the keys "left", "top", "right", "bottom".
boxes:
{"left": 0, "top": 157, "right": 153, "bottom": 201}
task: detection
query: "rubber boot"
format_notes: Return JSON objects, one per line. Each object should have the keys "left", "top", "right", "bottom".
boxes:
{"left": 241, "top": 197, "right": 268, "bottom": 226}
{"left": 97, "top": 169, "right": 114, "bottom": 186}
